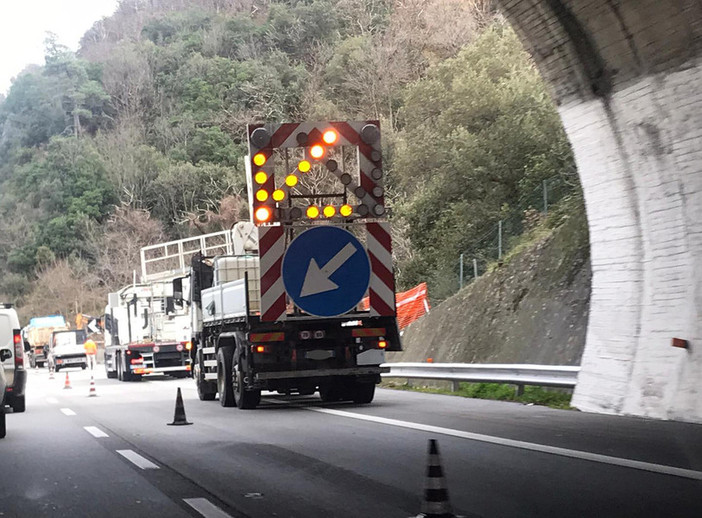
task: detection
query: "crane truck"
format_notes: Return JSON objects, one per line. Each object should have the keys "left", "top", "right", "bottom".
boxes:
{"left": 139, "top": 120, "right": 401, "bottom": 408}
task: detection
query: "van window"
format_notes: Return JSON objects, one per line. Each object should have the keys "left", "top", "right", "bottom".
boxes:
{"left": 0, "top": 314, "right": 12, "bottom": 348}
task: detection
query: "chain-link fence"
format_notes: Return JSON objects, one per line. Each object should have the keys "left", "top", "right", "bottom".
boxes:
{"left": 455, "top": 175, "right": 578, "bottom": 292}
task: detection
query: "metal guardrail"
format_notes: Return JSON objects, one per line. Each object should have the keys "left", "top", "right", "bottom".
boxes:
{"left": 381, "top": 363, "right": 580, "bottom": 394}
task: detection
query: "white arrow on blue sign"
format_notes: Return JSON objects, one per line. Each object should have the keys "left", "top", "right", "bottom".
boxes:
{"left": 282, "top": 226, "right": 371, "bottom": 317}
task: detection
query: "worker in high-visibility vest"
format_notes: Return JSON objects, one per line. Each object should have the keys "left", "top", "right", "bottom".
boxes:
{"left": 84, "top": 339, "right": 98, "bottom": 370}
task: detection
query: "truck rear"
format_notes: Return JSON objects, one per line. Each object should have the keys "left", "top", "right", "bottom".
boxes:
{"left": 141, "top": 120, "right": 401, "bottom": 408}
{"left": 25, "top": 315, "right": 69, "bottom": 368}
{"left": 104, "top": 282, "right": 192, "bottom": 381}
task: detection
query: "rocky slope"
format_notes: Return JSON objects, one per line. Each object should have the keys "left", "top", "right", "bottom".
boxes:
{"left": 390, "top": 203, "right": 591, "bottom": 365}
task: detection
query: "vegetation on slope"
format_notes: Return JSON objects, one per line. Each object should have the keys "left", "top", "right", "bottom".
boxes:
{"left": 0, "top": 0, "right": 578, "bottom": 321}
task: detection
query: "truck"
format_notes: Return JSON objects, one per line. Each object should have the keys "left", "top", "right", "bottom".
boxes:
{"left": 24, "top": 315, "right": 69, "bottom": 368}
{"left": 139, "top": 120, "right": 401, "bottom": 408}
{"left": 103, "top": 279, "right": 192, "bottom": 381}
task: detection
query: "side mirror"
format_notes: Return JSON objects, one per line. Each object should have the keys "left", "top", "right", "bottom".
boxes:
{"left": 0, "top": 349, "right": 12, "bottom": 362}
{"left": 24, "top": 340, "right": 31, "bottom": 352}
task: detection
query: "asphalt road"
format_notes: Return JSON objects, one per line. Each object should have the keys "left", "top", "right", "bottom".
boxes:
{"left": 1, "top": 367, "right": 701, "bottom": 518}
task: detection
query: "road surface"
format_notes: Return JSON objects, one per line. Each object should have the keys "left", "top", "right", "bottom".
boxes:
{"left": 1, "top": 367, "right": 701, "bottom": 517}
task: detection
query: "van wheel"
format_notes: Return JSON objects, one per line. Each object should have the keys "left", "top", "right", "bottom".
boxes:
{"left": 217, "top": 347, "right": 235, "bottom": 407}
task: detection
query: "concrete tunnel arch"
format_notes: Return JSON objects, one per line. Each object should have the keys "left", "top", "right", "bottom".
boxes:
{"left": 493, "top": 0, "right": 702, "bottom": 422}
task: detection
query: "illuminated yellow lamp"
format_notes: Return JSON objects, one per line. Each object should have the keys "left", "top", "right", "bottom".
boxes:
{"left": 323, "top": 205, "right": 336, "bottom": 218}
{"left": 272, "top": 189, "right": 285, "bottom": 202}
{"left": 254, "top": 206, "right": 272, "bottom": 223}
{"left": 253, "top": 153, "right": 267, "bottom": 166}
{"left": 310, "top": 145, "right": 325, "bottom": 160}
{"left": 339, "top": 204, "right": 353, "bottom": 217}
{"left": 255, "top": 189, "right": 269, "bottom": 202}
{"left": 322, "top": 130, "right": 338, "bottom": 145}
{"left": 254, "top": 171, "right": 268, "bottom": 184}
{"left": 306, "top": 205, "right": 320, "bottom": 219}
{"left": 285, "top": 174, "right": 299, "bottom": 187}
{"left": 298, "top": 160, "right": 311, "bottom": 173}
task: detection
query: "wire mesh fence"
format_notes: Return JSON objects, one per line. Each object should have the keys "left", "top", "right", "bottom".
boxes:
{"left": 454, "top": 175, "right": 578, "bottom": 294}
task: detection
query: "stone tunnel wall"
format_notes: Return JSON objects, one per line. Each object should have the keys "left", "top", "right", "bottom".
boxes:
{"left": 495, "top": 0, "right": 702, "bottom": 422}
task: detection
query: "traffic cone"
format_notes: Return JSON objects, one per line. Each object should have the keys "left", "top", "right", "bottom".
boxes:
{"left": 63, "top": 372, "right": 72, "bottom": 390}
{"left": 416, "top": 439, "right": 456, "bottom": 518}
{"left": 167, "top": 387, "right": 192, "bottom": 426}
{"left": 88, "top": 376, "right": 97, "bottom": 397}
{"left": 48, "top": 367, "right": 55, "bottom": 380}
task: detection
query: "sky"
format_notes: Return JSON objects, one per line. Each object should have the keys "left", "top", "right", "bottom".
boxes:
{"left": 0, "top": 0, "right": 120, "bottom": 95}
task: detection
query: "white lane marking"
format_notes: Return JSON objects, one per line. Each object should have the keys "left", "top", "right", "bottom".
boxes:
{"left": 60, "top": 408, "right": 76, "bottom": 416}
{"left": 307, "top": 406, "right": 702, "bottom": 481}
{"left": 184, "top": 498, "right": 234, "bottom": 518}
{"left": 84, "top": 426, "right": 109, "bottom": 438}
{"left": 46, "top": 397, "right": 58, "bottom": 404}
{"left": 116, "top": 449, "right": 159, "bottom": 470}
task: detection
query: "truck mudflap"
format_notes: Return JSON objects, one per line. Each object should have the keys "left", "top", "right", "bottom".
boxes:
{"left": 254, "top": 365, "right": 389, "bottom": 381}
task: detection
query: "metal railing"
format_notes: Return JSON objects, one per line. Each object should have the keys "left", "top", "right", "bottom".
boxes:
{"left": 382, "top": 363, "right": 580, "bottom": 394}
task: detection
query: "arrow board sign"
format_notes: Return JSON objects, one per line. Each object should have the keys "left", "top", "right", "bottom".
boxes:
{"left": 282, "top": 227, "right": 371, "bottom": 318}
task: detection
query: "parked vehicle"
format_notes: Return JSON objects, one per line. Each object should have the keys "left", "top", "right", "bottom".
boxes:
{"left": 141, "top": 121, "right": 401, "bottom": 409}
{"left": 50, "top": 329, "right": 88, "bottom": 372}
{"left": 0, "top": 303, "right": 27, "bottom": 413}
{"left": 24, "top": 315, "right": 68, "bottom": 368}
{"left": 104, "top": 280, "right": 192, "bottom": 381}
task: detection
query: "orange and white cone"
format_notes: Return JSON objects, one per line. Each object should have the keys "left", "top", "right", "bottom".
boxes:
{"left": 416, "top": 439, "right": 456, "bottom": 518}
{"left": 49, "top": 367, "right": 55, "bottom": 380}
{"left": 88, "top": 376, "right": 97, "bottom": 397}
{"left": 63, "top": 372, "right": 72, "bottom": 390}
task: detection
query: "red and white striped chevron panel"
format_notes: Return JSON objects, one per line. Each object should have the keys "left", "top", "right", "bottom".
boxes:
{"left": 366, "top": 222, "right": 396, "bottom": 316}
{"left": 258, "top": 226, "right": 286, "bottom": 322}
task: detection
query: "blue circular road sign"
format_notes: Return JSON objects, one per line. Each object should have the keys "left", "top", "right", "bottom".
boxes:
{"left": 282, "top": 226, "right": 370, "bottom": 317}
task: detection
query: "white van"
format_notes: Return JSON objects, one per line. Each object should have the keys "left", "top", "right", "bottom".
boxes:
{"left": 0, "top": 303, "right": 27, "bottom": 413}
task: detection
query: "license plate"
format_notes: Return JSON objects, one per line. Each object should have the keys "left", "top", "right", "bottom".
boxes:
{"left": 305, "top": 349, "right": 335, "bottom": 360}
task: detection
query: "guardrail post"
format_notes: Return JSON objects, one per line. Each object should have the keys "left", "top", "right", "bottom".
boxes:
{"left": 452, "top": 380, "right": 460, "bottom": 392}
{"left": 515, "top": 384, "right": 524, "bottom": 397}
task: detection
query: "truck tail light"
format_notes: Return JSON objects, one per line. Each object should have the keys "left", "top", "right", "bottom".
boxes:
{"left": 184, "top": 341, "right": 192, "bottom": 351}
{"left": 378, "top": 340, "right": 388, "bottom": 349}
{"left": 252, "top": 345, "right": 270, "bottom": 354}
{"left": 130, "top": 358, "right": 144, "bottom": 365}
{"left": 13, "top": 330, "right": 23, "bottom": 368}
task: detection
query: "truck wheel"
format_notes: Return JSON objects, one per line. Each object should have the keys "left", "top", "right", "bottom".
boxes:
{"left": 117, "top": 354, "right": 124, "bottom": 381}
{"left": 30, "top": 356, "right": 36, "bottom": 369}
{"left": 106, "top": 357, "right": 117, "bottom": 379}
{"left": 196, "top": 350, "right": 216, "bottom": 401}
{"left": 0, "top": 408, "right": 6, "bottom": 439}
{"left": 217, "top": 347, "right": 235, "bottom": 407}
{"left": 319, "top": 383, "right": 342, "bottom": 403}
{"left": 38, "top": 361, "right": 45, "bottom": 369}
{"left": 232, "top": 357, "right": 260, "bottom": 409}
{"left": 10, "top": 395, "right": 25, "bottom": 413}
{"left": 352, "top": 382, "right": 376, "bottom": 404}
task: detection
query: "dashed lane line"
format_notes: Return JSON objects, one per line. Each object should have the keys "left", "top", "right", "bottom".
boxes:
{"left": 184, "top": 498, "right": 235, "bottom": 518}
{"left": 304, "top": 406, "right": 702, "bottom": 482}
{"left": 117, "top": 449, "right": 160, "bottom": 470}
{"left": 84, "top": 426, "right": 109, "bottom": 438}
{"left": 60, "top": 408, "right": 76, "bottom": 416}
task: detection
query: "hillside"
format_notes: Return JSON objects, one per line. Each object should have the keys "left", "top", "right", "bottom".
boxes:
{"left": 391, "top": 199, "right": 590, "bottom": 365}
